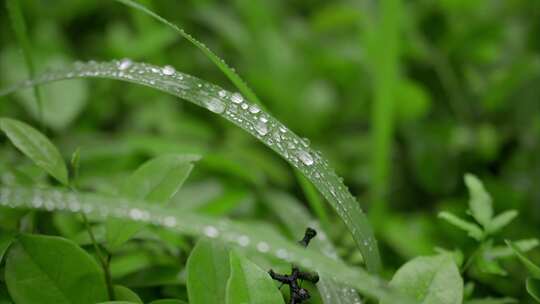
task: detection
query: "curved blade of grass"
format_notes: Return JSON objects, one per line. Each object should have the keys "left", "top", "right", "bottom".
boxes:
{"left": 114, "top": 0, "right": 262, "bottom": 107}
{"left": 6, "top": 0, "right": 43, "bottom": 126}
{"left": 263, "top": 190, "right": 363, "bottom": 304}
{"left": 0, "top": 185, "right": 410, "bottom": 303}
{"left": 0, "top": 60, "right": 381, "bottom": 272}
{"left": 113, "top": 0, "right": 348, "bottom": 260}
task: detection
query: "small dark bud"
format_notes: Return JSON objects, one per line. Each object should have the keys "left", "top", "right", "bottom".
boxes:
{"left": 298, "top": 227, "right": 317, "bottom": 248}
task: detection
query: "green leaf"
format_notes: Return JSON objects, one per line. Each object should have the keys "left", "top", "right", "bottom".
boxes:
{"left": 5, "top": 0, "right": 43, "bottom": 125}
{"left": 438, "top": 211, "right": 484, "bottom": 241}
{"left": 464, "top": 173, "right": 493, "bottom": 228}
{"left": 0, "top": 231, "right": 15, "bottom": 261}
{"left": 526, "top": 278, "right": 540, "bottom": 302}
{"left": 506, "top": 240, "right": 540, "bottom": 278}
{"left": 0, "top": 118, "right": 68, "bottom": 185}
{"left": 107, "top": 154, "right": 200, "bottom": 248}
{"left": 187, "top": 239, "right": 231, "bottom": 304}
{"left": 0, "top": 59, "right": 382, "bottom": 273}
{"left": 149, "top": 300, "right": 188, "bottom": 304}
{"left": 113, "top": 285, "right": 142, "bottom": 303}
{"left": 382, "top": 254, "right": 463, "bottom": 304}
{"left": 486, "top": 239, "right": 538, "bottom": 259}
{"left": 487, "top": 210, "right": 518, "bottom": 234}
{"left": 225, "top": 251, "right": 284, "bottom": 304}
{"left": 5, "top": 234, "right": 108, "bottom": 304}
{"left": 0, "top": 283, "right": 13, "bottom": 304}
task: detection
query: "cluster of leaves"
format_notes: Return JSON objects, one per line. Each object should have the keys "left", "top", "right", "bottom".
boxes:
{"left": 1, "top": 0, "right": 540, "bottom": 303}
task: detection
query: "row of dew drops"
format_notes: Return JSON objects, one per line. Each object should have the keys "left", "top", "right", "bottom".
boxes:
{"left": 0, "top": 186, "right": 342, "bottom": 272}
{"left": 6, "top": 58, "right": 377, "bottom": 256}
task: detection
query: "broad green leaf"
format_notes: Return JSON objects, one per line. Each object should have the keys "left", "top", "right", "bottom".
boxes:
{"left": 0, "top": 54, "right": 382, "bottom": 273}
{"left": 526, "top": 278, "right": 540, "bottom": 302}
{"left": 438, "top": 211, "right": 484, "bottom": 241}
{"left": 464, "top": 173, "right": 493, "bottom": 228}
{"left": 225, "top": 251, "right": 284, "bottom": 304}
{"left": 0, "top": 283, "right": 13, "bottom": 304}
{"left": 0, "top": 231, "right": 15, "bottom": 261}
{"left": 0, "top": 186, "right": 409, "bottom": 303}
{"left": 487, "top": 210, "right": 518, "bottom": 234}
{"left": 506, "top": 240, "right": 540, "bottom": 278}
{"left": 149, "top": 300, "right": 188, "bottom": 304}
{"left": 113, "top": 285, "right": 142, "bottom": 303}
{"left": 107, "top": 154, "right": 200, "bottom": 248}
{"left": 187, "top": 239, "right": 231, "bottom": 304}
{"left": 0, "top": 118, "right": 68, "bottom": 185}
{"left": 5, "top": 234, "right": 108, "bottom": 304}
{"left": 382, "top": 254, "right": 463, "bottom": 304}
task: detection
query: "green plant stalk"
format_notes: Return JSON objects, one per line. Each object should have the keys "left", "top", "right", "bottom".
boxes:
{"left": 80, "top": 212, "right": 115, "bottom": 301}
{"left": 367, "top": 0, "right": 402, "bottom": 219}
{"left": 70, "top": 154, "right": 115, "bottom": 301}
{"left": 5, "top": 0, "right": 44, "bottom": 128}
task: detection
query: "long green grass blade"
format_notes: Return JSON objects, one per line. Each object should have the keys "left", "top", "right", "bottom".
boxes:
{"left": 114, "top": 0, "right": 342, "bottom": 252}
{"left": 0, "top": 59, "right": 382, "bottom": 272}
{"left": 367, "top": 0, "right": 402, "bottom": 218}
{"left": 114, "top": 0, "right": 262, "bottom": 107}
{"left": 0, "top": 185, "right": 411, "bottom": 303}
{"left": 5, "top": 0, "right": 43, "bottom": 126}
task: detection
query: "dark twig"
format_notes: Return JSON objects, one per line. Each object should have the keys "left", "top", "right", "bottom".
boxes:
{"left": 269, "top": 228, "right": 320, "bottom": 304}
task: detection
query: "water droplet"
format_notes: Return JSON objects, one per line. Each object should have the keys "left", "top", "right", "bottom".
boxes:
{"left": 254, "top": 121, "right": 268, "bottom": 136}
{"left": 204, "top": 226, "right": 219, "bottom": 238}
{"left": 276, "top": 248, "right": 288, "bottom": 259}
{"left": 218, "top": 90, "right": 227, "bottom": 98}
{"left": 231, "top": 93, "right": 243, "bottom": 104}
{"left": 118, "top": 59, "right": 132, "bottom": 70}
{"left": 248, "top": 105, "right": 260, "bottom": 114}
{"left": 205, "top": 98, "right": 225, "bottom": 114}
{"left": 257, "top": 242, "right": 270, "bottom": 253}
{"left": 237, "top": 235, "right": 250, "bottom": 247}
{"left": 279, "top": 126, "right": 287, "bottom": 133}
{"left": 241, "top": 103, "right": 248, "bottom": 110}
{"left": 297, "top": 150, "right": 314, "bottom": 166}
{"left": 162, "top": 65, "right": 175, "bottom": 75}
{"left": 163, "top": 216, "right": 177, "bottom": 227}
{"left": 129, "top": 208, "right": 143, "bottom": 220}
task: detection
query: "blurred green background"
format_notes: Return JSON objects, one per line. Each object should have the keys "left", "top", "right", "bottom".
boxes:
{"left": 1, "top": 0, "right": 540, "bottom": 302}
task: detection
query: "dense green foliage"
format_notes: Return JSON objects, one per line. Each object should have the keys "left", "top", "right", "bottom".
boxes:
{"left": 1, "top": 0, "right": 540, "bottom": 303}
